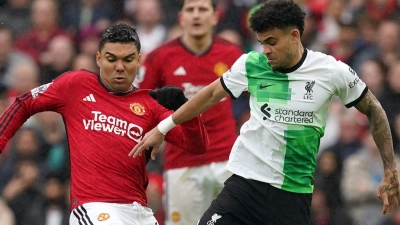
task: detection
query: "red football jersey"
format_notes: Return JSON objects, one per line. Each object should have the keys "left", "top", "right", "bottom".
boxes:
{"left": 0, "top": 70, "right": 208, "bottom": 210}
{"left": 136, "top": 37, "right": 243, "bottom": 170}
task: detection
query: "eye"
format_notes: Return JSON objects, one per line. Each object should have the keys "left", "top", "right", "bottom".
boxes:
{"left": 107, "top": 58, "right": 116, "bottom": 62}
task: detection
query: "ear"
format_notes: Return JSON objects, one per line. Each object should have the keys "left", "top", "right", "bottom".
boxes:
{"left": 178, "top": 11, "right": 183, "bottom": 26}
{"left": 138, "top": 54, "right": 142, "bottom": 66}
{"left": 212, "top": 10, "right": 219, "bottom": 26}
{"left": 290, "top": 29, "right": 301, "bottom": 43}
{"left": 95, "top": 51, "right": 101, "bottom": 67}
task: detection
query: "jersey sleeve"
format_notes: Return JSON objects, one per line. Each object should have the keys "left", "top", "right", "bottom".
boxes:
{"left": 135, "top": 51, "right": 163, "bottom": 89}
{"left": 0, "top": 73, "right": 71, "bottom": 152}
{"left": 154, "top": 104, "right": 209, "bottom": 155}
{"left": 220, "top": 54, "right": 249, "bottom": 99}
{"left": 331, "top": 60, "right": 368, "bottom": 108}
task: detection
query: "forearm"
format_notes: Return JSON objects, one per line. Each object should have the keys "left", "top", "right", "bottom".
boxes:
{"left": 171, "top": 79, "right": 228, "bottom": 125}
{"left": 368, "top": 103, "right": 395, "bottom": 170}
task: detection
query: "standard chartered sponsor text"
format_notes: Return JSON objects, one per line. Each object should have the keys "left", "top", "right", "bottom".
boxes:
{"left": 274, "top": 108, "right": 314, "bottom": 123}
{"left": 83, "top": 111, "right": 143, "bottom": 141}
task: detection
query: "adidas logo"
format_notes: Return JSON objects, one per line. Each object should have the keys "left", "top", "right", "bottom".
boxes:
{"left": 173, "top": 66, "right": 186, "bottom": 76}
{"left": 83, "top": 94, "right": 96, "bottom": 102}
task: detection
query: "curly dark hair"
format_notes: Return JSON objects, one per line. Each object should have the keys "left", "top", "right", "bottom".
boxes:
{"left": 98, "top": 23, "right": 141, "bottom": 52}
{"left": 249, "top": 0, "right": 306, "bottom": 36}
{"left": 179, "top": 0, "right": 217, "bottom": 11}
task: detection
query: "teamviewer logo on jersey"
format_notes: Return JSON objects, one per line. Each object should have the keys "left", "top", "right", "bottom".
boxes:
{"left": 83, "top": 94, "right": 96, "bottom": 102}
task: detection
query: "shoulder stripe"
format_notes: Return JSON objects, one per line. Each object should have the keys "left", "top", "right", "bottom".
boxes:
{"left": 0, "top": 93, "right": 31, "bottom": 135}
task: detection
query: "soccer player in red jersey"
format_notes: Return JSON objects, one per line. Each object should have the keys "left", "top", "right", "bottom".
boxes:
{"left": 134, "top": 0, "right": 244, "bottom": 224}
{"left": 0, "top": 23, "right": 209, "bottom": 225}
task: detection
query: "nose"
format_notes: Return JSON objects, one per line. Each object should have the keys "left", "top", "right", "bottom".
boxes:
{"left": 262, "top": 45, "right": 272, "bottom": 55}
{"left": 193, "top": 8, "right": 200, "bottom": 18}
{"left": 116, "top": 60, "right": 124, "bottom": 72}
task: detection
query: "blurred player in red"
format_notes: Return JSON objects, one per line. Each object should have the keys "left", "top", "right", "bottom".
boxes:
{"left": 0, "top": 23, "right": 209, "bottom": 225}
{"left": 135, "top": 0, "right": 244, "bottom": 224}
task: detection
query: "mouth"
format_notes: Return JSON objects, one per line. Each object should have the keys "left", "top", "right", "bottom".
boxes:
{"left": 192, "top": 23, "right": 202, "bottom": 28}
{"left": 114, "top": 77, "right": 126, "bottom": 82}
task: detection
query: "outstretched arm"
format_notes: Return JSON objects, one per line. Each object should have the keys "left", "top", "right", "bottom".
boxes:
{"left": 129, "top": 79, "right": 229, "bottom": 158}
{"left": 355, "top": 90, "right": 400, "bottom": 215}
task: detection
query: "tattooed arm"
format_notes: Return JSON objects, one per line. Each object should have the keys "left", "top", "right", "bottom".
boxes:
{"left": 355, "top": 90, "right": 400, "bottom": 215}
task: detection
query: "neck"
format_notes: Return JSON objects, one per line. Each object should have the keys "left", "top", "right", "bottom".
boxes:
{"left": 181, "top": 34, "right": 213, "bottom": 55}
{"left": 289, "top": 44, "right": 304, "bottom": 68}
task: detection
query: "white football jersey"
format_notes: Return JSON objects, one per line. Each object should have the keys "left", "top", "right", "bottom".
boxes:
{"left": 221, "top": 49, "right": 367, "bottom": 193}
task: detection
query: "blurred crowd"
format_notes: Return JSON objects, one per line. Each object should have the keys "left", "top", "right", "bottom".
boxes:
{"left": 1, "top": 0, "right": 400, "bottom": 225}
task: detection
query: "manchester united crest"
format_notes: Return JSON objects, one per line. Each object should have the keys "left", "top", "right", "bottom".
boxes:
{"left": 130, "top": 103, "right": 145, "bottom": 115}
{"left": 97, "top": 213, "right": 110, "bottom": 221}
{"left": 214, "top": 62, "right": 229, "bottom": 77}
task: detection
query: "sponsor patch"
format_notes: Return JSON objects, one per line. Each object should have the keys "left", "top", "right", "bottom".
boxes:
{"left": 31, "top": 83, "right": 52, "bottom": 99}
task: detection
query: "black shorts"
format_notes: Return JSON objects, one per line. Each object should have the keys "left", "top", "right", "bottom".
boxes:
{"left": 198, "top": 174, "right": 312, "bottom": 225}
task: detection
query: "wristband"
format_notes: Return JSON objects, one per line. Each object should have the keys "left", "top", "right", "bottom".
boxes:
{"left": 157, "top": 115, "right": 177, "bottom": 135}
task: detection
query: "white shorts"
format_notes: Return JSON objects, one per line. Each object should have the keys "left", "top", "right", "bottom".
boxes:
{"left": 69, "top": 202, "right": 159, "bottom": 225}
{"left": 164, "top": 161, "right": 232, "bottom": 225}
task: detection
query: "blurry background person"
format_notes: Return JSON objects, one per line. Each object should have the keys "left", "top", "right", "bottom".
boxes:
{"left": 0, "top": 25, "right": 35, "bottom": 88}
{"left": 15, "top": 0, "right": 71, "bottom": 65}
{"left": 341, "top": 132, "right": 400, "bottom": 225}
{"left": 39, "top": 35, "right": 76, "bottom": 84}
{"left": 127, "top": 0, "right": 166, "bottom": 56}
{"left": 0, "top": 0, "right": 32, "bottom": 38}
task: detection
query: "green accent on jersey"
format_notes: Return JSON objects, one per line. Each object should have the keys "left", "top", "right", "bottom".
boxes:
{"left": 245, "top": 52, "right": 292, "bottom": 103}
{"left": 281, "top": 125, "right": 320, "bottom": 193}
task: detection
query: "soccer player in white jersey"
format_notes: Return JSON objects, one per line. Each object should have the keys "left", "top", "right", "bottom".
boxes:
{"left": 130, "top": 1, "right": 400, "bottom": 224}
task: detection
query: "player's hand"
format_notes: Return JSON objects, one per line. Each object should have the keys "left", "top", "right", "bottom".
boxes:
{"left": 149, "top": 86, "right": 188, "bottom": 111}
{"left": 377, "top": 168, "right": 400, "bottom": 215}
{"left": 129, "top": 127, "right": 165, "bottom": 160}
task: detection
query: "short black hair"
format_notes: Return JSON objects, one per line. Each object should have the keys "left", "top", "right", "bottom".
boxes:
{"left": 179, "top": 0, "right": 217, "bottom": 11}
{"left": 249, "top": 0, "right": 306, "bottom": 36}
{"left": 98, "top": 23, "right": 141, "bottom": 52}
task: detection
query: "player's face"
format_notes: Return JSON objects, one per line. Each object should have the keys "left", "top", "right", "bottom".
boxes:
{"left": 256, "top": 28, "right": 300, "bottom": 70}
{"left": 179, "top": 0, "right": 217, "bottom": 39}
{"left": 96, "top": 42, "right": 141, "bottom": 93}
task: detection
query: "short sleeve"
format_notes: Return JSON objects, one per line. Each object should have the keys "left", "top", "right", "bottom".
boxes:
{"left": 220, "top": 54, "right": 249, "bottom": 99}
{"left": 331, "top": 60, "right": 368, "bottom": 108}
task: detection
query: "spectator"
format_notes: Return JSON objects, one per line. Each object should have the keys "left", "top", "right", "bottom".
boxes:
{"left": 75, "top": 25, "right": 101, "bottom": 56}
{"left": 60, "top": 0, "right": 118, "bottom": 35}
{"left": 129, "top": 0, "right": 166, "bottom": 56}
{"left": 0, "top": 25, "right": 35, "bottom": 87}
{"left": 2, "top": 157, "right": 43, "bottom": 225}
{"left": 71, "top": 53, "right": 98, "bottom": 72}
{"left": 342, "top": 132, "right": 400, "bottom": 225}
{"left": 352, "top": 20, "right": 400, "bottom": 73}
{"left": 327, "top": 110, "right": 364, "bottom": 163}
{"left": 39, "top": 35, "right": 76, "bottom": 84}
{"left": 15, "top": 0, "right": 71, "bottom": 64}
{"left": 0, "top": 0, "right": 32, "bottom": 38}
{"left": 358, "top": 59, "right": 387, "bottom": 99}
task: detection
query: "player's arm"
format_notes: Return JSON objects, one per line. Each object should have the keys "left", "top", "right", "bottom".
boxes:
{"left": 129, "top": 79, "right": 228, "bottom": 158}
{"left": 0, "top": 73, "right": 70, "bottom": 153}
{"left": 354, "top": 90, "right": 400, "bottom": 215}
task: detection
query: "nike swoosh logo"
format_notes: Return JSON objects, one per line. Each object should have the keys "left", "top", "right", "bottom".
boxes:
{"left": 259, "top": 84, "right": 275, "bottom": 89}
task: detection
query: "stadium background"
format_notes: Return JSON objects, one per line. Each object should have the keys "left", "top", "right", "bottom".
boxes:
{"left": 1, "top": 0, "right": 400, "bottom": 224}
